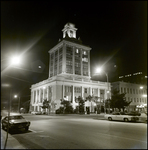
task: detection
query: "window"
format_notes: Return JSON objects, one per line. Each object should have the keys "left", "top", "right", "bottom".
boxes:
{"left": 137, "top": 98, "right": 139, "bottom": 102}
{"left": 130, "top": 88, "right": 132, "bottom": 94}
{"left": 65, "top": 86, "right": 71, "bottom": 92}
{"left": 127, "top": 88, "right": 129, "bottom": 94}
{"left": 83, "top": 51, "right": 86, "bottom": 55}
{"left": 134, "top": 98, "right": 136, "bottom": 102}
{"left": 92, "top": 88, "right": 97, "bottom": 95}
{"left": 140, "top": 98, "right": 141, "bottom": 102}
{"left": 124, "top": 88, "right": 126, "bottom": 93}
{"left": 133, "top": 89, "right": 135, "bottom": 94}
{"left": 84, "top": 88, "right": 88, "bottom": 93}
{"left": 74, "top": 87, "right": 81, "bottom": 93}
{"left": 121, "top": 87, "right": 123, "bottom": 93}
{"left": 82, "top": 57, "right": 88, "bottom": 62}
{"left": 76, "top": 49, "right": 79, "bottom": 53}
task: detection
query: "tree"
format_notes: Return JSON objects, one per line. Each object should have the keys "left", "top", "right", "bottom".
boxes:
{"left": 76, "top": 96, "right": 85, "bottom": 114}
{"left": 41, "top": 99, "right": 51, "bottom": 115}
{"left": 61, "top": 99, "right": 73, "bottom": 114}
{"left": 110, "top": 89, "right": 131, "bottom": 112}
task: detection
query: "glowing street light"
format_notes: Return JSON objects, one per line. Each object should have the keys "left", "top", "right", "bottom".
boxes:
{"left": 10, "top": 56, "right": 21, "bottom": 66}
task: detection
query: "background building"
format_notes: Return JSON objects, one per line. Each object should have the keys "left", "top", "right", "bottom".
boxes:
{"left": 30, "top": 23, "right": 110, "bottom": 114}
{"left": 111, "top": 81, "right": 147, "bottom": 112}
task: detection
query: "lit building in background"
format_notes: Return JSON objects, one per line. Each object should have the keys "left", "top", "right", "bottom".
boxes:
{"left": 118, "top": 72, "right": 147, "bottom": 85}
{"left": 30, "top": 23, "right": 110, "bottom": 113}
{"left": 111, "top": 81, "right": 147, "bottom": 112}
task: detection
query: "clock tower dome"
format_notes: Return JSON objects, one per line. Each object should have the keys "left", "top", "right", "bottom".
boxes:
{"left": 62, "top": 22, "right": 77, "bottom": 38}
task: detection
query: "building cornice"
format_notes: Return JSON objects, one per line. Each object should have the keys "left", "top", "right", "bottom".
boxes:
{"left": 31, "top": 77, "right": 109, "bottom": 89}
{"left": 48, "top": 39, "right": 91, "bottom": 53}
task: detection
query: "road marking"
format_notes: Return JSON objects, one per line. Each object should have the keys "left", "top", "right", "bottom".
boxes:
{"left": 29, "top": 129, "right": 44, "bottom": 133}
{"left": 39, "top": 135, "right": 50, "bottom": 137}
{"left": 39, "top": 135, "right": 55, "bottom": 139}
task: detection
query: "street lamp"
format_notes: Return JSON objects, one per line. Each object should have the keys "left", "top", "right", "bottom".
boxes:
{"left": 10, "top": 55, "right": 22, "bottom": 66}
{"left": 96, "top": 67, "right": 110, "bottom": 114}
{"left": 14, "top": 95, "right": 21, "bottom": 113}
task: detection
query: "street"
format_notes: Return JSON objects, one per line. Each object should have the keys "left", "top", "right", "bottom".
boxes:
{"left": 3, "top": 114, "right": 147, "bottom": 149}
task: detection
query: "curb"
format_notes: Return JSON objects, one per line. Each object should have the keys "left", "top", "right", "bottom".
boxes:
{"left": 1, "top": 128, "right": 26, "bottom": 149}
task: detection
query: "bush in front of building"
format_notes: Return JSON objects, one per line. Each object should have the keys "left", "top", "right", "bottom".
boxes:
{"left": 56, "top": 107, "right": 64, "bottom": 114}
{"left": 58, "top": 99, "right": 74, "bottom": 114}
{"left": 77, "top": 96, "right": 85, "bottom": 114}
{"left": 73, "top": 106, "right": 79, "bottom": 114}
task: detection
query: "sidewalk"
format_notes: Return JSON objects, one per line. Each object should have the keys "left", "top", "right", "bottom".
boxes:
{"left": 1, "top": 129, "right": 26, "bottom": 149}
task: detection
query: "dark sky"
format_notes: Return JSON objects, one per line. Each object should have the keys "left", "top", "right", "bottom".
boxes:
{"left": 1, "top": 1, "right": 147, "bottom": 106}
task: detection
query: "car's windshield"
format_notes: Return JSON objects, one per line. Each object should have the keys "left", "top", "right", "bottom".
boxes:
{"left": 9, "top": 116, "right": 24, "bottom": 120}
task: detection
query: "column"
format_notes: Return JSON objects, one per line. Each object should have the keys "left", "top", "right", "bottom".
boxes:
{"left": 89, "top": 87, "right": 92, "bottom": 96}
{"left": 62, "top": 44, "right": 66, "bottom": 73}
{"left": 43, "top": 88, "right": 45, "bottom": 100}
{"left": 47, "top": 86, "right": 49, "bottom": 101}
{"left": 57, "top": 48, "right": 59, "bottom": 75}
{"left": 98, "top": 88, "right": 100, "bottom": 98}
{"left": 81, "top": 86, "right": 84, "bottom": 98}
{"left": 36, "top": 90, "right": 38, "bottom": 104}
{"left": 62, "top": 85, "right": 65, "bottom": 99}
{"left": 39, "top": 88, "right": 41, "bottom": 103}
{"left": 49, "top": 54, "right": 51, "bottom": 78}
{"left": 71, "top": 85, "right": 74, "bottom": 103}
{"left": 73, "top": 47, "right": 75, "bottom": 75}
{"left": 31, "top": 91, "right": 34, "bottom": 104}
{"left": 33, "top": 91, "right": 35, "bottom": 104}
{"left": 88, "top": 51, "right": 90, "bottom": 78}
{"left": 81, "top": 49, "right": 83, "bottom": 75}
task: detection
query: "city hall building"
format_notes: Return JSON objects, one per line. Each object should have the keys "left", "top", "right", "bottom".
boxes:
{"left": 29, "top": 23, "right": 110, "bottom": 113}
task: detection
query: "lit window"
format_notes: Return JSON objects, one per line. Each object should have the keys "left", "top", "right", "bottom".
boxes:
{"left": 76, "top": 49, "right": 79, "bottom": 53}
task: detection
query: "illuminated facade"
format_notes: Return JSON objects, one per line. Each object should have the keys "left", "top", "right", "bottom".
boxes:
{"left": 30, "top": 23, "right": 110, "bottom": 113}
{"left": 111, "top": 81, "right": 147, "bottom": 112}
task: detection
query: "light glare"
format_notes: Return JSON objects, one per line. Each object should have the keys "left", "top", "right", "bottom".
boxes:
{"left": 11, "top": 56, "right": 21, "bottom": 65}
{"left": 96, "top": 68, "right": 102, "bottom": 73}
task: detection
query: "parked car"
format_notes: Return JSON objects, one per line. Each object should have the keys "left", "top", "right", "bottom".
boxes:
{"left": 126, "top": 111, "right": 141, "bottom": 116}
{"left": 104, "top": 112, "right": 139, "bottom": 122}
{"left": 2, "top": 113, "right": 31, "bottom": 132}
{"left": 31, "top": 111, "right": 42, "bottom": 115}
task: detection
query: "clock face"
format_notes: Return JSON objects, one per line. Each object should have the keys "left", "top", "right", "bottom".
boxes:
{"left": 70, "top": 30, "right": 73, "bottom": 37}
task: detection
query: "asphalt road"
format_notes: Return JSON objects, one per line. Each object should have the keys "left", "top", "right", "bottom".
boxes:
{"left": 7, "top": 114, "right": 147, "bottom": 149}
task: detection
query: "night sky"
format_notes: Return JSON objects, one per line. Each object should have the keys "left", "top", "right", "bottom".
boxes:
{"left": 1, "top": 1, "right": 147, "bottom": 107}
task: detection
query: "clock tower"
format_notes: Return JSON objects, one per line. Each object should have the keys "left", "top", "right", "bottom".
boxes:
{"left": 62, "top": 22, "right": 77, "bottom": 38}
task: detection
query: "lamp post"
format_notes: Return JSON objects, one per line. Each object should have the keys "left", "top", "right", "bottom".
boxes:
{"left": 2, "top": 84, "right": 12, "bottom": 149}
{"left": 96, "top": 67, "right": 110, "bottom": 114}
